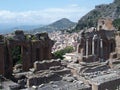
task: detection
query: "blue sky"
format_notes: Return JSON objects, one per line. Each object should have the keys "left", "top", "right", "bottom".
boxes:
{"left": 0, "top": 0, "right": 113, "bottom": 25}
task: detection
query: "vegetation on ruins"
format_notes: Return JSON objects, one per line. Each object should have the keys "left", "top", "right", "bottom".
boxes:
{"left": 7, "top": 36, "right": 14, "bottom": 40}
{"left": 25, "top": 35, "right": 31, "bottom": 40}
{"left": 113, "top": 18, "right": 120, "bottom": 31}
{"left": 11, "top": 46, "right": 22, "bottom": 65}
{"left": 31, "top": 35, "right": 37, "bottom": 40}
{"left": 53, "top": 46, "right": 74, "bottom": 59}
{"left": 25, "top": 34, "right": 37, "bottom": 41}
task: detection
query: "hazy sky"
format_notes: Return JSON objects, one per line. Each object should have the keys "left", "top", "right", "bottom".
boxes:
{"left": 0, "top": 0, "right": 113, "bottom": 25}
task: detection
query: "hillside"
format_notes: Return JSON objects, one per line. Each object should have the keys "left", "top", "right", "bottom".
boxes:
{"left": 33, "top": 18, "right": 76, "bottom": 33}
{"left": 75, "top": 0, "right": 120, "bottom": 31}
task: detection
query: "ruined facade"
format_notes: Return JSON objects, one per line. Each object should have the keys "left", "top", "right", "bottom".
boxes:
{"left": 77, "top": 29, "right": 117, "bottom": 62}
{"left": 77, "top": 18, "right": 118, "bottom": 62}
{"left": 97, "top": 18, "right": 115, "bottom": 30}
{"left": 0, "top": 30, "right": 54, "bottom": 76}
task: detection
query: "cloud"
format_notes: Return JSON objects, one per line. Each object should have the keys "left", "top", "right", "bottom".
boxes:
{"left": 0, "top": 5, "right": 90, "bottom": 25}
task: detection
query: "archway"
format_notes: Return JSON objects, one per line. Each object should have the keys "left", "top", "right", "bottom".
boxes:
{"left": 11, "top": 46, "right": 22, "bottom": 73}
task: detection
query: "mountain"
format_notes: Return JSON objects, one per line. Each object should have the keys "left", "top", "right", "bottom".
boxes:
{"left": 33, "top": 18, "right": 76, "bottom": 33}
{"left": 0, "top": 18, "right": 76, "bottom": 34}
{"left": 75, "top": 0, "right": 120, "bottom": 31}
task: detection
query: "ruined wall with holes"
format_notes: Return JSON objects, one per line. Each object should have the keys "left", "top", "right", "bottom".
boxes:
{"left": 0, "top": 30, "right": 54, "bottom": 76}
{"left": 77, "top": 18, "right": 118, "bottom": 62}
{"left": 77, "top": 29, "right": 117, "bottom": 62}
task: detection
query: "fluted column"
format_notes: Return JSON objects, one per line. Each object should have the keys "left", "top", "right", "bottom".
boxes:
{"left": 92, "top": 39, "right": 95, "bottom": 55}
{"left": 92, "top": 34, "right": 98, "bottom": 55}
{"left": 86, "top": 39, "right": 88, "bottom": 57}
{"left": 97, "top": 39, "right": 100, "bottom": 56}
{"left": 100, "top": 39, "right": 103, "bottom": 61}
{"left": 77, "top": 43, "right": 80, "bottom": 53}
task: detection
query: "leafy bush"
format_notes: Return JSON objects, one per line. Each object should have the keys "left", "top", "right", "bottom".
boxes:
{"left": 113, "top": 18, "right": 120, "bottom": 31}
{"left": 53, "top": 46, "right": 74, "bottom": 59}
{"left": 11, "top": 46, "right": 22, "bottom": 65}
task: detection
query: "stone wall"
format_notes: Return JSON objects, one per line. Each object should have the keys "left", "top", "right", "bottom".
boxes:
{"left": 27, "top": 73, "right": 61, "bottom": 87}
{"left": 34, "top": 60, "right": 61, "bottom": 71}
{"left": 92, "top": 76, "right": 120, "bottom": 90}
{"left": 0, "top": 43, "right": 5, "bottom": 75}
{"left": 77, "top": 30, "right": 116, "bottom": 62}
{"left": 0, "top": 31, "right": 54, "bottom": 76}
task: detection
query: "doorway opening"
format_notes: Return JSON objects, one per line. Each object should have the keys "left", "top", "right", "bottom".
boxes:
{"left": 11, "top": 46, "right": 22, "bottom": 73}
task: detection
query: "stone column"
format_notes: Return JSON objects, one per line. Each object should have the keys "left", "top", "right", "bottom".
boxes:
{"left": 86, "top": 39, "right": 88, "bottom": 57}
{"left": 77, "top": 43, "right": 80, "bottom": 53}
{"left": 100, "top": 39, "right": 103, "bottom": 61}
{"left": 97, "top": 40, "right": 100, "bottom": 56}
{"left": 92, "top": 39, "right": 95, "bottom": 55}
{"left": 92, "top": 34, "right": 98, "bottom": 55}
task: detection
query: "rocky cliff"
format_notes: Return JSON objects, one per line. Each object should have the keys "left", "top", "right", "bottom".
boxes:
{"left": 75, "top": 0, "right": 120, "bottom": 31}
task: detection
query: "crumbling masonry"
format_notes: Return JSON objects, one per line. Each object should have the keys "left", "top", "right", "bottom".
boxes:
{"left": 0, "top": 30, "right": 54, "bottom": 76}
{"left": 77, "top": 18, "right": 120, "bottom": 62}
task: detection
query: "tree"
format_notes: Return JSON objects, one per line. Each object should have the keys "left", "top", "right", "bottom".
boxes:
{"left": 11, "top": 46, "right": 22, "bottom": 65}
{"left": 53, "top": 46, "right": 74, "bottom": 59}
{"left": 112, "top": 18, "right": 120, "bottom": 31}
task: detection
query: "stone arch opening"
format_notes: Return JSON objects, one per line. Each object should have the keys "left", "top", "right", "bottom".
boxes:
{"left": 8, "top": 43, "right": 31, "bottom": 74}
{"left": 11, "top": 46, "right": 22, "bottom": 66}
{"left": 11, "top": 46, "right": 23, "bottom": 73}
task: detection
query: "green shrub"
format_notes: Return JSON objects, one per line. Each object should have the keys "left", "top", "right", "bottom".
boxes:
{"left": 113, "top": 18, "right": 120, "bottom": 31}
{"left": 53, "top": 46, "right": 74, "bottom": 59}
{"left": 11, "top": 46, "right": 22, "bottom": 65}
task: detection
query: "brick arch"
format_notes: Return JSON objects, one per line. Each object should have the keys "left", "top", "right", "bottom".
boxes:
{"left": 6, "top": 41, "right": 32, "bottom": 75}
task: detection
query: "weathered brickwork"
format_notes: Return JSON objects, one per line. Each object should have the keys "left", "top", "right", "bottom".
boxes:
{"left": 0, "top": 30, "right": 54, "bottom": 76}
{"left": 77, "top": 18, "right": 118, "bottom": 62}
{"left": 77, "top": 29, "right": 117, "bottom": 62}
